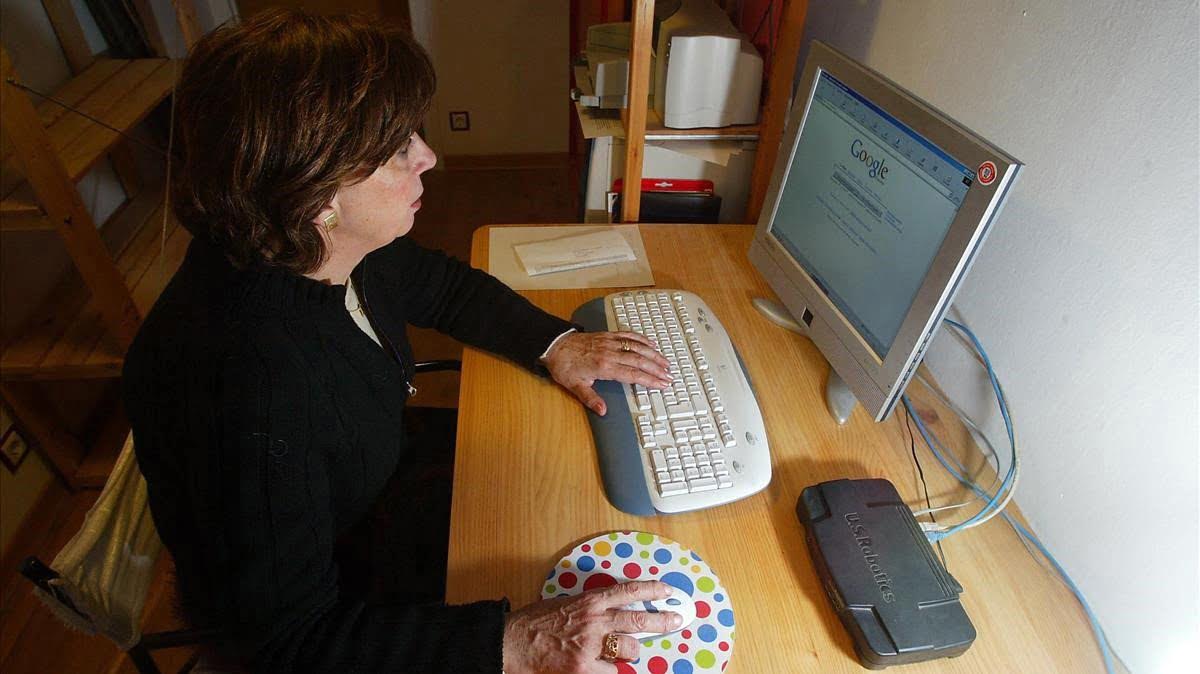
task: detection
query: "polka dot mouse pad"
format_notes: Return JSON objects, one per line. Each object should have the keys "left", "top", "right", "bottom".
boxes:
{"left": 542, "top": 531, "right": 736, "bottom": 673}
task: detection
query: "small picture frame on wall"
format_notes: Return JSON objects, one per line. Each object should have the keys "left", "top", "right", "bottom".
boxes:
{"left": 1, "top": 427, "right": 30, "bottom": 472}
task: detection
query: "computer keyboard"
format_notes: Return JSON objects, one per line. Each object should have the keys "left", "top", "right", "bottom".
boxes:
{"left": 571, "top": 290, "right": 771, "bottom": 515}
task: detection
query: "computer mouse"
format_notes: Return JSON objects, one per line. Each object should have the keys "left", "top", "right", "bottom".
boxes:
{"left": 616, "top": 585, "right": 698, "bottom": 639}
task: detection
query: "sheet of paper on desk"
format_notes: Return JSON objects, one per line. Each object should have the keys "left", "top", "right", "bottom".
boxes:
{"left": 488, "top": 225, "right": 654, "bottom": 290}
{"left": 514, "top": 229, "right": 636, "bottom": 276}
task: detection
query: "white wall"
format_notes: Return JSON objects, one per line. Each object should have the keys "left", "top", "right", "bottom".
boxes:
{"left": 799, "top": 2, "right": 1198, "bottom": 672}
{"left": 410, "top": 0, "right": 568, "bottom": 158}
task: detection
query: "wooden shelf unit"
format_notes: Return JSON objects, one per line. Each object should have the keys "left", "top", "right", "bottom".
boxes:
{"left": 0, "top": 1, "right": 199, "bottom": 489}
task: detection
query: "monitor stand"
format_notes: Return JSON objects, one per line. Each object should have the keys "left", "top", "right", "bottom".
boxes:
{"left": 752, "top": 297, "right": 857, "bottom": 425}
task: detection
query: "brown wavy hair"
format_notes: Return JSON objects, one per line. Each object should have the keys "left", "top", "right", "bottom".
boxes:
{"left": 171, "top": 9, "right": 436, "bottom": 273}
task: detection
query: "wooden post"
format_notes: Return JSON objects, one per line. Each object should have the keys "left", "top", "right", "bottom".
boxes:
{"left": 620, "top": 0, "right": 655, "bottom": 224}
{"left": 1, "top": 48, "right": 141, "bottom": 347}
{"left": 172, "top": 0, "right": 203, "bottom": 50}
{"left": 39, "top": 0, "right": 95, "bottom": 74}
{"left": 746, "top": 0, "right": 809, "bottom": 223}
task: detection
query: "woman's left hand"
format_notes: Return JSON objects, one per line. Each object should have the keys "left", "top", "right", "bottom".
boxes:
{"left": 543, "top": 331, "right": 672, "bottom": 416}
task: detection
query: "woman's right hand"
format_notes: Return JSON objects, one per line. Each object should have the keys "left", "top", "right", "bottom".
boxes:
{"left": 502, "top": 581, "right": 683, "bottom": 673}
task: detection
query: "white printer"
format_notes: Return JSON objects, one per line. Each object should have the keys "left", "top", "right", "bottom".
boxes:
{"left": 653, "top": 0, "right": 762, "bottom": 128}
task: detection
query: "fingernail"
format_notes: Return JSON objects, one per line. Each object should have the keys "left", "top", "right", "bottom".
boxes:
{"left": 671, "top": 613, "right": 684, "bottom": 628}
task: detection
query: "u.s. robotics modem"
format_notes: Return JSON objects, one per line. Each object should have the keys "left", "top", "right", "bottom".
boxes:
{"left": 796, "top": 478, "right": 976, "bottom": 669}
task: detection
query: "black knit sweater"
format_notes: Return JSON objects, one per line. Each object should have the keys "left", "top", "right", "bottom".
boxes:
{"left": 123, "top": 236, "right": 573, "bottom": 672}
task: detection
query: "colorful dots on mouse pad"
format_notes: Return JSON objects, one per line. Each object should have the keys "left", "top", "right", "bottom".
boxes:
{"left": 542, "top": 531, "right": 735, "bottom": 673}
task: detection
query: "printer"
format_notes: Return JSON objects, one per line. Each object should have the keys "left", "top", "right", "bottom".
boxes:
{"left": 654, "top": 0, "right": 762, "bottom": 128}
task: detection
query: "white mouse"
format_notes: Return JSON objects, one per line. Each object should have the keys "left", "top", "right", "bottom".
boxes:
{"left": 617, "top": 585, "right": 698, "bottom": 639}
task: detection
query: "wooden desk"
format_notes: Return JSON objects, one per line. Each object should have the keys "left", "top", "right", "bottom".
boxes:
{"left": 448, "top": 224, "right": 1103, "bottom": 673}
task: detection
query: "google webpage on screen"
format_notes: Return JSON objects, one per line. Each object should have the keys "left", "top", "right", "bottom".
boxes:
{"left": 770, "top": 71, "right": 971, "bottom": 358}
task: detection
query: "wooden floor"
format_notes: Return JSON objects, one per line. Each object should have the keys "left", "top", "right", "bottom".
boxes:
{"left": 0, "top": 159, "right": 579, "bottom": 674}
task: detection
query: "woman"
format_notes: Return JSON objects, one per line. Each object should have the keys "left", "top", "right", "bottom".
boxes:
{"left": 124, "top": 10, "right": 682, "bottom": 673}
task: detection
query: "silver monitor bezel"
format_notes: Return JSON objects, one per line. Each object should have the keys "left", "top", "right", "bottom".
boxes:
{"left": 749, "top": 41, "right": 1022, "bottom": 421}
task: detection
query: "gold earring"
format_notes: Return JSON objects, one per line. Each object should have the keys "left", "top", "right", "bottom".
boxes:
{"left": 323, "top": 212, "right": 339, "bottom": 231}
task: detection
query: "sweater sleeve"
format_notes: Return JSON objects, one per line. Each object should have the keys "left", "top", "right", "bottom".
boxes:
{"left": 366, "top": 237, "right": 576, "bottom": 372}
{"left": 217, "top": 341, "right": 507, "bottom": 673}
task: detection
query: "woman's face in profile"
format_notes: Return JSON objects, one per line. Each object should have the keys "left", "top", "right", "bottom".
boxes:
{"left": 328, "top": 133, "right": 437, "bottom": 251}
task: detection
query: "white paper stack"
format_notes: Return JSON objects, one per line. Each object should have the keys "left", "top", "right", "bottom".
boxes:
{"left": 513, "top": 229, "right": 637, "bottom": 276}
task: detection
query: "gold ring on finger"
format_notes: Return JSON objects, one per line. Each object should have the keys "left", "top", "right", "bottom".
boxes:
{"left": 621, "top": 340, "right": 632, "bottom": 352}
{"left": 600, "top": 633, "right": 621, "bottom": 662}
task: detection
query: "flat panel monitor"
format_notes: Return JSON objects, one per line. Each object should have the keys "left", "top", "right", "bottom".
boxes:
{"left": 748, "top": 41, "right": 1022, "bottom": 421}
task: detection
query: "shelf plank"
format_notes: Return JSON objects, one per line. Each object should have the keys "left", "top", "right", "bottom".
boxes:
{"left": 1, "top": 58, "right": 175, "bottom": 198}
{"left": 643, "top": 109, "right": 760, "bottom": 139}
{"left": 584, "top": 104, "right": 760, "bottom": 141}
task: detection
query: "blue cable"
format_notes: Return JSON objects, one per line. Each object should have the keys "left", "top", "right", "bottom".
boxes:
{"left": 905, "top": 318, "right": 1115, "bottom": 674}
{"left": 903, "top": 320, "right": 1016, "bottom": 540}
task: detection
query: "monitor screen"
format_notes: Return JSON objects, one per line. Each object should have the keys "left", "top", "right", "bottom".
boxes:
{"left": 749, "top": 41, "right": 1020, "bottom": 421}
{"left": 770, "top": 71, "right": 974, "bottom": 358}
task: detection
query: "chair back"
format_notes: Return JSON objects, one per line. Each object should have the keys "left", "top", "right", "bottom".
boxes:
{"left": 31, "top": 433, "right": 163, "bottom": 650}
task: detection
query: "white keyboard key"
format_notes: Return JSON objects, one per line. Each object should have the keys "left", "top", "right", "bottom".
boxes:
{"left": 666, "top": 402, "right": 694, "bottom": 419}
{"left": 670, "top": 418, "right": 699, "bottom": 432}
{"left": 659, "top": 481, "right": 689, "bottom": 497}
{"left": 717, "top": 475, "right": 734, "bottom": 489}
{"left": 651, "top": 450, "right": 667, "bottom": 471}
{"left": 689, "top": 477, "right": 719, "bottom": 492}
{"left": 650, "top": 393, "right": 668, "bottom": 421}
{"left": 637, "top": 393, "right": 651, "bottom": 410}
